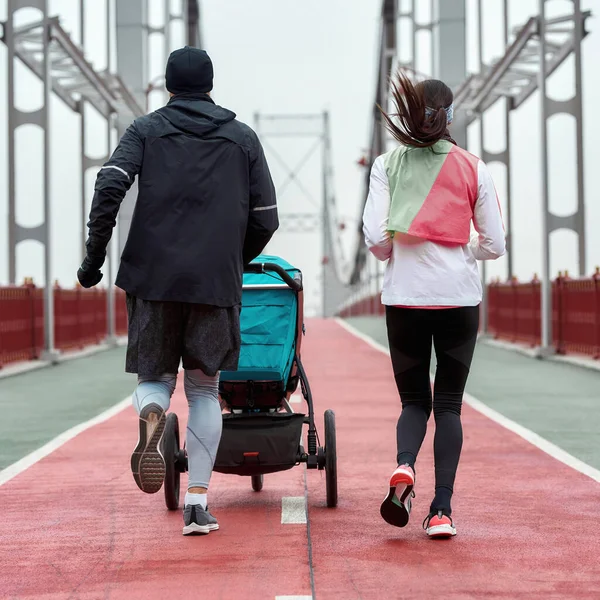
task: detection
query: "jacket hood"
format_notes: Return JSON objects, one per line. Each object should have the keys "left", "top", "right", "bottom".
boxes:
{"left": 157, "top": 93, "right": 236, "bottom": 136}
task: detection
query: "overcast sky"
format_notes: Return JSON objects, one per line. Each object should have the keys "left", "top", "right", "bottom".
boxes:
{"left": 0, "top": 0, "right": 598, "bottom": 316}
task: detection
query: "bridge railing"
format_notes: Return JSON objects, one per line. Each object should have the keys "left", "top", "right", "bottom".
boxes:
{"left": 3, "top": 273, "right": 599, "bottom": 367}
{"left": 337, "top": 270, "right": 600, "bottom": 361}
{"left": 488, "top": 272, "right": 600, "bottom": 358}
{"left": 0, "top": 283, "right": 127, "bottom": 368}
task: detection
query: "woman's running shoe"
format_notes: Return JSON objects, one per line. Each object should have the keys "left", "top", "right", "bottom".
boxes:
{"left": 423, "top": 510, "right": 457, "bottom": 538}
{"left": 380, "top": 464, "right": 415, "bottom": 527}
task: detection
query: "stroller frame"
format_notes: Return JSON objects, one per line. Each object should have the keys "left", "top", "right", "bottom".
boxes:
{"left": 160, "top": 261, "right": 338, "bottom": 509}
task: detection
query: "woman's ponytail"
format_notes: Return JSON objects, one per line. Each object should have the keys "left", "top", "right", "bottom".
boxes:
{"left": 378, "top": 71, "right": 454, "bottom": 149}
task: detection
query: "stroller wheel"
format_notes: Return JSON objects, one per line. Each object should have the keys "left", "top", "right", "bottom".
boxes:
{"left": 162, "top": 413, "right": 181, "bottom": 511}
{"left": 324, "top": 409, "right": 338, "bottom": 508}
{"left": 251, "top": 474, "right": 264, "bottom": 492}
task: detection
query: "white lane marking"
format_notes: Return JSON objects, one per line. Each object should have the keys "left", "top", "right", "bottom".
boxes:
{"left": 334, "top": 317, "right": 389, "bottom": 353}
{"left": 281, "top": 496, "right": 307, "bottom": 524}
{"left": 464, "top": 392, "right": 600, "bottom": 483}
{"left": 289, "top": 392, "right": 302, "bottom": 404}
{"left": 0, "top": 396, "right": 132, "bottom": 487}
{"left": 334, "top": 318, "right": 600, "bottom": 484}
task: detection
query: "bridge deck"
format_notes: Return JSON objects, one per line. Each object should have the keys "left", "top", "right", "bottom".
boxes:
{"left": 1, "top": 319, "right": 599, "bottom": 599}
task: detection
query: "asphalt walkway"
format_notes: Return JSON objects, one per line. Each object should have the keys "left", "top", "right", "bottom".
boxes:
{"left": 1, "top": 319, "right": 600, "bottom": 599}
{"left": 0, "top": 321, "right": 600, "bottom": 600}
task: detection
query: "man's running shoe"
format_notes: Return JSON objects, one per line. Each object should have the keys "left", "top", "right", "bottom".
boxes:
{"left": 423, "top": 510, "right": 457, "bottom": 538}
{"left": 183, "top": 505, "right": 220, "bottom": 536}
{"left": 130, "top": 403, "right": 166, "bottom": 494}
{"left": 380, "top": 464, "right": 415, "bottom": 527}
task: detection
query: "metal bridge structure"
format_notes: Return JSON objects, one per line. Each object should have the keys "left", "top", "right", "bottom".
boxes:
{"left": 1, "top": 0, "right": 198, "bottom": 356}
{"left": 0, "top": 0, "right": 595, "bottom": 354}
{"left": 342, "top": 0, "right": 591, "bottom": 353}
{"left": 1, "top": 3, "right": 600, "bottom": 599}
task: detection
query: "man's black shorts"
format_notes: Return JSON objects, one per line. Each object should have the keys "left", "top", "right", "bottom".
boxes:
{"left": 125, "top": 294, "right": 241, "bottom": 377}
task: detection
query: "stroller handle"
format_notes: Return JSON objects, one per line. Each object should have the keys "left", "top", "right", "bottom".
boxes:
{"left": 245, "top": 262, "right": 303, "bottom": 292}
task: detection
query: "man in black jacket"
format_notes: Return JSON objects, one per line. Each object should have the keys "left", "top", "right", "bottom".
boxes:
{"left": 77, "top": 47, "right": 278, "bottom": 535}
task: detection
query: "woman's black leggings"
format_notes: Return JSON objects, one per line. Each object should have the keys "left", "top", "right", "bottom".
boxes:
{"left": 386, "top": 306, "right": 479, "bottom": 509}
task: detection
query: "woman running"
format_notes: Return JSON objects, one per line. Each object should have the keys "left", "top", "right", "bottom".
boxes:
{"left": 362, "top": 72, "right": 505, "bottom": 538}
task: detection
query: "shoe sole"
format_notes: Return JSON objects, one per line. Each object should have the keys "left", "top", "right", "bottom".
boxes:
{"left": 380, "top": 480, "right": 414, "bottom": 528}
{"left": 130, "top": 404, "right": 166, "bottom": 494}
{"left": 427, "top": 524, "right": 457, "bottom": 538}
{"left": 182, "top": 523, "right": 220, "bottom": 536}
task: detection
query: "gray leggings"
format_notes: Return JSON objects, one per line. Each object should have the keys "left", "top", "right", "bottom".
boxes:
{"left": 132, "top": 370, "right": 222, "bottom": 489}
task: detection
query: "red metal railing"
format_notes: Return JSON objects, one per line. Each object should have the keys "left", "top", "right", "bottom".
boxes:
{"left": 486, "top": 273, "right": 600, "bottom": 358}
{"left": 487, "top": 277, "right": 543, "bottom": 347}
{"left": 337, "top": 271, "right": 600, "bottom": 361}
{"left": 556, "top": 274, "right": 600, "bottom": 358}
{"left": 0, "top": 283, "right": 43, "bottom": 366}
{"left": 0, "top": 284, "right": 128, "bottom": 369}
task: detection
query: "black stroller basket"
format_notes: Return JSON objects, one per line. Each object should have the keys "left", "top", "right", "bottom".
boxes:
{"left": 214, "top": 412, "right": 305, "bottom": 476}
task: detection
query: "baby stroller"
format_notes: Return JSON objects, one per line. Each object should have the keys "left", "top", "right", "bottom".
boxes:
{"left": 161, "top": 256, "right": 338, "bottom": 509}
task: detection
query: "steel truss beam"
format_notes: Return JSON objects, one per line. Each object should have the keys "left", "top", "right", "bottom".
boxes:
{"left": 1, "top": 15, "right": 144, "bottom": 120}
{"left": 5, "top": 0, "right": 56, "bottom": 359}
{"left": 143, "top": 0, "right": 186, "bottom": 109}
{"left": 455, "top": 9, "right": 591, "bottom": 121}
{"left": 186, "top": 0, "right": 201, "bottom": 47}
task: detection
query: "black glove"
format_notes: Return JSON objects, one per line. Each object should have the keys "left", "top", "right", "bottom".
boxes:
{"left": 77, "top": 254, "right": 104, "bottom": 288}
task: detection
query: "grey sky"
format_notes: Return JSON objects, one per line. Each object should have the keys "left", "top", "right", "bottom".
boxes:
{"left": 0, "top": 1, "right": 598, "bottom": 316}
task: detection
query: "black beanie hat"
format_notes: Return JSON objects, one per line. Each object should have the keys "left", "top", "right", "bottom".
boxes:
{"left": 165, "top": 47, "right": 214, "bottom": 94}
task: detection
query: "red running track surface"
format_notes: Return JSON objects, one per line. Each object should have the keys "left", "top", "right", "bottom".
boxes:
{"left": 0, "top": 384, "right": 311, "bottom": 598}
{"left": 1, "top": 319, "right": 600, "bottom": 599}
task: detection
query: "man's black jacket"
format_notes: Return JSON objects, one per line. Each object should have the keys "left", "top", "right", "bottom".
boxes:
{"left": 86, "top": 93, "right": 278, "bottom": 306}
